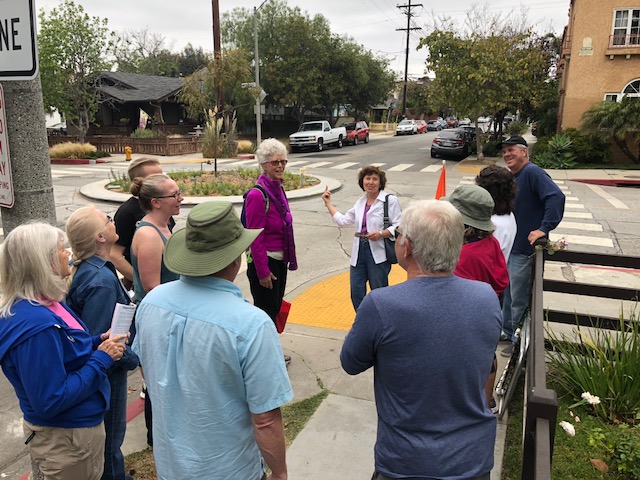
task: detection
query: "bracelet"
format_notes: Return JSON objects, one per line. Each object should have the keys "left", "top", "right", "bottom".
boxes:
{"left": 379, "top": 231, "right": 384, "bottom": 237}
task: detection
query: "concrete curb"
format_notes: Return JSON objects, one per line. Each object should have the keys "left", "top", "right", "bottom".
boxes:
{"left": 79, "top": 174, "right": 342, "bottom": 205}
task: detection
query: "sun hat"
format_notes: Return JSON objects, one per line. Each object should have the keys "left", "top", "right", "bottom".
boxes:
{"left": 443, "top": 185, "right": 495, "bottom": 232}
{"left": 496, "top": 135, "right": 528, "bottom": 149}
{"left": 164, "top": 202, "right": 262, "bottom": 276}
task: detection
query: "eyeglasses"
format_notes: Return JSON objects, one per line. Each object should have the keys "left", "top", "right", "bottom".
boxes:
{"left": 395, "top": 226, "right": 403, "bottom": 238}
{"left": 104, "top": 214, "right": 114, "bottom": 226}
{"left": 268, "top": 160, "right": 288, "bottom": 167}
{"left": 154, "top": 191, "right": 182, "bottom": 200}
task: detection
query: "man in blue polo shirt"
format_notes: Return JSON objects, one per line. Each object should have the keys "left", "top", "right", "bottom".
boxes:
{"left": 133, "top": 202, "right": 293, "bottom": 480}
{"left": 499, "top": 135, "right": 565, "bottom": 356}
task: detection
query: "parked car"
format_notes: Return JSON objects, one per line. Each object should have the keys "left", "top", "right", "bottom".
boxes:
{"left": 458, "top": 118, "right": 472, "bottom": 126}
{"left": 430, "top": 129, "right": 472, "bottom": 158}
{"left": 396, "top": 119, "right": 418, "bottom": 135}
{"left": 344, "top": 121, "right": 370, "bottom": 145}
{"left": 416, "top": 120, "right": 428, "bottom": 134}
{"left": 457, "top": 125, "right": 477, "bottom": 141}
{"left": 289, "top": 120, "right": 347, "bottom": 152}
{"left": 437, "top": 118, "right": 448, "bottom": 129}
{"left": 46, "top": 122, "right": 67, "bottom": 135}
{"left": 445, "top": 117, "right": 459, "bottom": 128}
{"left": 426, "top": 120, "right": 442, "bottom": 131}
{"left": 531, "top": 121, "right": 538, "bottom": 137}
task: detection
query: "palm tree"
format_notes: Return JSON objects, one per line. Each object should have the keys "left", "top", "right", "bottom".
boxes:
{"left": 581, "top": 96, "right": 640, "bottom": 163}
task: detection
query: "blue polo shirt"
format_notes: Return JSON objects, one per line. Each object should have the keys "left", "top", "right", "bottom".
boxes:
{"left": 132, "top": 276, "right": 293, "bottom": 480}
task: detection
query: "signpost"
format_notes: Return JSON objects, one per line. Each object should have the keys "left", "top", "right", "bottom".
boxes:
{"left": 0, "top": 85, "right": 15, "bottom": 207}
{"left": 0, "top": 0, "right": 39, "bottom": 80}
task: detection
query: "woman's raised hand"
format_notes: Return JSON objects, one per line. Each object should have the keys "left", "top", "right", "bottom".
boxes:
{"left": 322, "top": 186, "right": 331, "bottom": 205}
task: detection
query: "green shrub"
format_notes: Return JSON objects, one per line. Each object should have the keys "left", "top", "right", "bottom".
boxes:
{"left": 481, "top": 139, "right": 500, "bottom": 157}
{"left": 547, "top": 309, "right": 640, "bottom": 423}
{"left": 202, "top": 108, "right": 238, "bottom": 158}
{"left": 506, "top": 120, "right": 528, "bottom": 135}
{"left": 531, "top": 136, "right": 551, "bottom": 158}
{"left": 49, "top": 142, "right": 97, "bottom": 159}
{"left": 85, "top": 150, "right": 111, "bottom": 159}
{"left": 562, "top": 128, "right": 611, "bottom": 164}
{"left": 532, "top": 134, "right": 577, "bottom": 169}
{"left": 130, "top": 128, "right": 164, "bottom": 138}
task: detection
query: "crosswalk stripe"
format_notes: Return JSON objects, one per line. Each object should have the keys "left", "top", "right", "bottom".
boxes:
{"left": 387, "top": 163, "right": 413, "bottom": 172}
{"left": 557, "top": 221, "right": 603, "bottom": 232}
{"left": 550, "top": 233, "right": 614, "bottom": 248}
{"left": 370, "top": 163, "right": 386, "bottom": 167}
{"left": 286, "top": 161, "right": 308, "bottom": 167}
{"left": 565, "top": 196, "right": 578, "bottom": 201}
{"left": 558, "top": 185, "right": 569, "bottom": 191}
{"left": 420, "top": 164, "right": 442, "bottom": 173}
{"left": 584, "top": 184, "right": 629, "bottom": 210}
{"left": 564, "top": 203, "right": 585, "bottom": 209}
{"left": 563, "top": 212, "right": 593, "bottom": 219}
{"left": 331, "top": 162, "right": 359, "bottom": 169}
{"left": 305, "top": 162, "right": 333, "bottom": 168}
{"left": 554, "top": 180, "right": 565, "bottom": 185}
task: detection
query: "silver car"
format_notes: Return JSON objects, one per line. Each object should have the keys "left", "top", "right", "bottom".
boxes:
{"left": 395, "top": 119, "right": 418, "bottom": 135}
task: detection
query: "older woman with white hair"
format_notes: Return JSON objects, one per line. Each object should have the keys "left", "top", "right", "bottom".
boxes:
{"left": 66, "top": 206, "right": 139, "bottom": 480}
{"left": 0, "top": 222, "right": 126, "bottom": 480}
{"left": 244, "top": 139, "right": 298, "bottom": 347}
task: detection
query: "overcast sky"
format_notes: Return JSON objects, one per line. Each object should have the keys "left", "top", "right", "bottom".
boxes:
{"left": 37, "top": 0, "right": 570, "bottom": 78}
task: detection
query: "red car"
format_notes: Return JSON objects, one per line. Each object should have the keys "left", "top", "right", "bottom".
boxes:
{"left": 344, "top": 121, "right": 370, "bottom": 145}
{"left": 416, "top": 120, "right": 428, "bottom": 134}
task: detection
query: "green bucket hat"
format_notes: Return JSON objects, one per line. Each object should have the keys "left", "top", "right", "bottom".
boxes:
{"left": 443, "top": 184, "right": 495, "bottom": 232}
{"left": 164, "top": 202, "right": 262, "bottom": 276}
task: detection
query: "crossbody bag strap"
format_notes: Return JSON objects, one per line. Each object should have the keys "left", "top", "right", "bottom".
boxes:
{"left": 383, "top": 194, "right": 392, "bottom": 229}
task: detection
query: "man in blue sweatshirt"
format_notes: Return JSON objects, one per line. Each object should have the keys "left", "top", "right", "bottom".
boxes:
{"left": 498, "top": 136, "right": 565, "bottom": 355}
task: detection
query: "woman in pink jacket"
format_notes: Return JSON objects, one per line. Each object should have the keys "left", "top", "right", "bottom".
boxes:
{"left": 244, "top": 139, "right": 298, "bottom": 343}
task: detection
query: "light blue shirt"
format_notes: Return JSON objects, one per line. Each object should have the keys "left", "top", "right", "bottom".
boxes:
{"left": 132, "top": 276, "right": 293, "bottom": 480}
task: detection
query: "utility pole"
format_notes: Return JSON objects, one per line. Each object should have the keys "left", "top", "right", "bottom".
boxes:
{"left": 253, "top": 0, "right": 270, "bottom": 147}
{"left": 397, "top": 1, "right": 422, "bottom": 118}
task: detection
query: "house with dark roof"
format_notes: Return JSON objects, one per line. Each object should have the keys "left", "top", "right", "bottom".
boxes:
{"left": 92, "top": 71, "right": 190, "bottom": 135}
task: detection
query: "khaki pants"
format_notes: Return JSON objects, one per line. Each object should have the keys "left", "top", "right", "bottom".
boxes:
{"left": 23, "top": 420, "right": 106, "bottom": 480}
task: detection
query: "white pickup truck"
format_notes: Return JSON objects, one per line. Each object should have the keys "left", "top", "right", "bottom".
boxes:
{"left": 289, "top": 121, "right": 346, "bottom": 152}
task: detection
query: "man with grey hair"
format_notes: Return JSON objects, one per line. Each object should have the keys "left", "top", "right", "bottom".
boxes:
{"left": 498, "top": 136, "right": 564, "bottom": 355}
{"left": 341, "top": 200, "right": 501, "bottom": 480}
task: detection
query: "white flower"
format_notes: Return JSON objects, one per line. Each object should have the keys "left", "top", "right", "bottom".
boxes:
{"left": 581, "top": 392, "right": 601, "bottom": 405}
{"left": 569, "top": 410, "right": 574, "bottom": 417}
{"left": 559, "top": 421, "right": 576, "bottom": 437}
{"left": 575, "top": 416, "right": 580, "bottom": 423}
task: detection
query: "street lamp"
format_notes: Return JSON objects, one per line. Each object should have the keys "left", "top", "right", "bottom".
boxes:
{"left": 253, "top": 0, "right": 269, "bottom": 146}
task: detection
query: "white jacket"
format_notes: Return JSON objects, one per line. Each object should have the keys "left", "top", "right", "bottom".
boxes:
{"left": 332, "top": 190, "right": 402, "bottom": 266}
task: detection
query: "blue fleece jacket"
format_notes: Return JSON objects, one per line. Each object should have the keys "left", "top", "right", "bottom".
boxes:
{"left": 0, "top": 300, "right": 113, "bottom": 428}
{"left": 512, "top": 162, "right": 565, "bottom": 255}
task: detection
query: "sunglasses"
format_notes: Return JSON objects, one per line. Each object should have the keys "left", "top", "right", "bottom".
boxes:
{"left": 269, "top": 160, "right": 288, "bottom": 167}
{"left": 155, "top": 190, "right": 182, "bottom": 200}
{"left": 104, "top": 214, "right": 114, "bottom": 226}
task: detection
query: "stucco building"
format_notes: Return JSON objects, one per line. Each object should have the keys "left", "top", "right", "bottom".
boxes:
{"left": 558, "top": 1, "right": 640, "bottom": 160}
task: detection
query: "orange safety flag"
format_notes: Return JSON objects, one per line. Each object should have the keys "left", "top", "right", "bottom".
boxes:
{"left": 435, "top": 160, "right": 446, "bottom": 199}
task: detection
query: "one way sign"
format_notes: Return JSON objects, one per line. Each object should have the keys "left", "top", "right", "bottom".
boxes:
{"left": 0, "top": 0, "right": 38, "bottom": 80}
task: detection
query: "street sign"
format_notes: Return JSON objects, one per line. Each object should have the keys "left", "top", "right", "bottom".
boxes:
{"left": 0, "top": 85, "right": 15, "bottom": 207}
{"left": 0, "top": 0, "right": 39, "bottom": 80}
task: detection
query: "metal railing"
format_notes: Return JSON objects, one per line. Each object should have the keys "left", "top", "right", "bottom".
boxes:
{"left": 609, "top": 33, "right": 640, "bottom": 48}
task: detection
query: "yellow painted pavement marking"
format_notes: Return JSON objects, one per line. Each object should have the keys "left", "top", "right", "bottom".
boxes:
{"left": 288, "top": 264, "right": 407, "bottom": 331}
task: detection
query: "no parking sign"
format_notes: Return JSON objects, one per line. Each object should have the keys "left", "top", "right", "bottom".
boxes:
{"left": 0, "top": 85, "right": 15, "bottom": 208}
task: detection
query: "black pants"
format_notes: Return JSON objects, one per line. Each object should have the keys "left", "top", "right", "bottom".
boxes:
{"left": 247, "top": 257, "right": 288, "bottom": 324}
{"left": 372, "top": 471, "right": 490, "bottom": 480}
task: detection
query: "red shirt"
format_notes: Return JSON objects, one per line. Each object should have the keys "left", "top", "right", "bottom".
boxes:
{"left": 454, "top": 235, "right": 509, "bottom": 295}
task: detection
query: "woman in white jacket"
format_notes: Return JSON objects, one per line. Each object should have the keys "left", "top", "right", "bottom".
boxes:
{"left": 322, "top": 166, "right": 402, "bottom": 310}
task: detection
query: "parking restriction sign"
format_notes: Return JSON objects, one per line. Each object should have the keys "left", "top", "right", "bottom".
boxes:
{"left": 0, "top": 85, "right": 15, "bottom": 207}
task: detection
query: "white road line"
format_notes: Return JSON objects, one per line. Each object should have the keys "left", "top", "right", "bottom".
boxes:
{"left": 420, "top": 164, "right": 442, "bottom": 173}
{"left": 565, "top": 196, "right": 579, "bottom": 201}
{"left": 387, "top": 163, "right": 413, "bottom": 172}
{"left": 286, "top": 161, "right": 308, "bottom": 167}
{"left": 584, "top": 184, "right": 629, "bottom": 209}
{"left": 554, "top": 180, "right": 565, "bottom": 184}
{"left": 557, "top": 221, "right": 603, "bottom": 232}
{"left": 564, "top": 203, "right": 585, "bottom": 209}
{"left": 558, "top": 185, "right": 569, "bottom": 191}
{"left": 51, "top": 168, "right": 111, "bottom": 176}
{"left": 222, "top": 159, "right": 259, "bottom": 167}
{"left": 370, "top": 163, "right": 386, "bottom": 167}
{"left": 331, "top": 162, "right": 359, "bottom": 169}
{"left": 458, "top": 180, "right": 474, "bottom": 185}
{"left": 550, "top": 233, "right": 614, "bottom": 248}
{"left": 305, "top": 162, "right": 333, "bottom": 168}
{"left": 563, "top": 211, "right": 593, "bottom": 219}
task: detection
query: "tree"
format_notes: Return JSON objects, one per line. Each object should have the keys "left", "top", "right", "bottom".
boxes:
{"left": 38, "top": 0, "right": 116, "bottom": 142}
{"left": 419, "top": 5, "right": 552, "bottom": 158}
{"left": 115, "top": 28, "right": 180, "bottom": 76}
{"left": 178, "top": 44, "right": 208, "bottom": 77}
{"left": 582, "top": 96, "right": 640, "bottom": 163}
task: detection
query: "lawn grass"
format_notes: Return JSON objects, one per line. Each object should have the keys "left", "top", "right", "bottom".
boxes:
{"left": 124, "top": 387, "right": 329, "bottom": 479}
{"left": 501, "top": 378, "right": 629, "bottom": 479}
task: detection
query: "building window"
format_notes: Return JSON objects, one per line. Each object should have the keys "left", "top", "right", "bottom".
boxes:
{"left": 604, "top": 94, "right": 619, "bottom": 102}
{"left": 612, "top": 9, "right": 640, "bottom": 46}
{"left": 623, "top": 79, "right": 640, "bottom": 95}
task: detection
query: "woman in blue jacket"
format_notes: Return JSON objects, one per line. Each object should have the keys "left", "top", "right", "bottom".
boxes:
{"left": 0, "top": 222, "right": 127, "bottom": 480}
{"left": 66, "top": 206, "right": 139, "bottom": 480}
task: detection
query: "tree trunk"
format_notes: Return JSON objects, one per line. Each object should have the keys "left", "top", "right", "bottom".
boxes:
{"left": 615, "top": 138, "right": 639, "bottom": 163}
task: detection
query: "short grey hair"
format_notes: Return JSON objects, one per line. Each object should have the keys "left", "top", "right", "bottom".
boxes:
{"left": 256, "top": 138, "right": 288, "bottom": 165}
{"left": 398, "top": 200, "right": 464, "bottom": 274}
{"left": 0, "top": 222, "right": 68, "bottom": 317}
{"left": 515, "top": 144, "right": 528, "bottom": 156}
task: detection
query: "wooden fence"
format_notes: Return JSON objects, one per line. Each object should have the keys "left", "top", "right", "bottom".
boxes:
{"left": 48, "top": 135, "right": 204, "bottom": 156}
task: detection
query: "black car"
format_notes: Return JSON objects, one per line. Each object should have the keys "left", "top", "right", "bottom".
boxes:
{"left": 430, "top": 129, "right": 472, "bottom": 158}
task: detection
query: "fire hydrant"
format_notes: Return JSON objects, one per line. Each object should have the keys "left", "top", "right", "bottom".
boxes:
{"left": 125, "top": 146, "right": 132, "bottom": 161}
